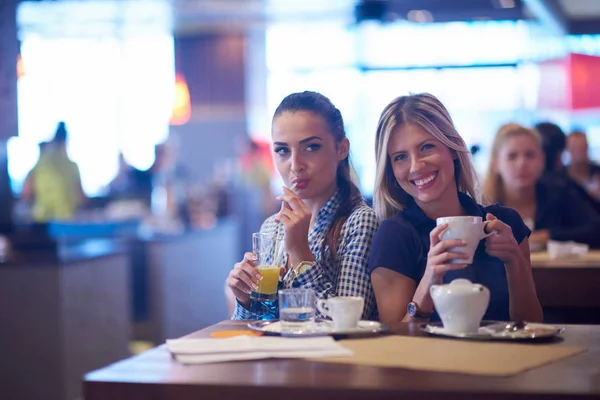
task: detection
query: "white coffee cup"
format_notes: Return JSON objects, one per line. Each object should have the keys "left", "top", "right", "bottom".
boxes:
{"left": 316, "top": 296, "right": 364, "bottom": 330}
{"left": 436, "top": 216, "right": 495, "bottom": 264}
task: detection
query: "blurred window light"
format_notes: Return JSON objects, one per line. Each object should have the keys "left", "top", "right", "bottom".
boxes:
{"left": 14, "top": 0, "right": 174, "bottom": 197}
{"left": 566, "top": 35, "right": 600, "bottom": 56}
{"left": 356, "top": 20, "right": 532, "bottom": 68}
{"left": 266, "top": 21, "right": 357, "bottom": 71}
{"left": 264, "top": 20, "right": 535, "bottom": 194}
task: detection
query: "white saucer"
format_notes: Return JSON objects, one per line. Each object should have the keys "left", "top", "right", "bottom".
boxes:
{"left": 248, "top": 319, "right": 388, "bottom": 337}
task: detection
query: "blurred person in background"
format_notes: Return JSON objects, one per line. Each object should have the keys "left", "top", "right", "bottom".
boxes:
{"left": 483, "top": 123, "right": 600, "bottom": 249}
{"left": 107, "top": 153, "right": 153, "bottom": 205}
{"left": 566, "top": 130, "right": 600, "bottom": 200}
{"left": 535, "top": 122, "right": 600, "bottom": 214}
{"left": 238, "top": 137, "right": 278, "bottom": 221}
{"left": 21, "top": 122, "right": 85, "bottom": 222}
{"left": 38, "top": 141, "right": 49, "bottom": 155}
{"left": 535, "top": 122, "right": 566, "bottom": 175}
{"left": 148, "top": 140, "right": 190, "bottom": 224}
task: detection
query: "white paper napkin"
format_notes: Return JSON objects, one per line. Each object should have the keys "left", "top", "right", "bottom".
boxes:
{"left": 166, "top": 335, "right": 352, "bottom": 365}
{"left": 547, "top": 240, "right": 589, "bottom": 259}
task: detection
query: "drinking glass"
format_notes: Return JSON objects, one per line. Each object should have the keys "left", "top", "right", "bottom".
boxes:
{"left": 250, "top": 232, "right": 284, "bottom": 302}
{"left": 279, "top": 288, "right": 316, "bottom": 335}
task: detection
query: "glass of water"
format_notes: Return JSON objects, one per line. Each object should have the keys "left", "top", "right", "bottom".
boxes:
{"left": 278, "top": 288, "right": 316, "bottom": 335}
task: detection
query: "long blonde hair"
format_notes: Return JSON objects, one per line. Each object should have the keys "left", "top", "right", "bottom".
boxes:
{"left": 483, "top": 123, "right": 542, "bottom": 203}
{"left": 373, "top": 93, "right": 479, "bottom": 221}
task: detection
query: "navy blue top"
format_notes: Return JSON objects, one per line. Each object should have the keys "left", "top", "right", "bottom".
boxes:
{"left": 534, "top": 177, "right": 600, "bottom": 248}
{"left": 368, "top": 192, "right": 531, "bottom": 322}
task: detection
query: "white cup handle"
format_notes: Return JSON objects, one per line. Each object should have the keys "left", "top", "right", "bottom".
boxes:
{"left": 481, "top": 220, "right": 497, "bottom": 238}
{"left": 316, "top": 299, "right": 331, "bottom": 319}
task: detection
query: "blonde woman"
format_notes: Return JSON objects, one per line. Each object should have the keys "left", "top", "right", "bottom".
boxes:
{"left": 483, "top": 123, "right": 600, "bottom": 249}
{"left": 368, "top": 93, "right": 542, "bottom": 324}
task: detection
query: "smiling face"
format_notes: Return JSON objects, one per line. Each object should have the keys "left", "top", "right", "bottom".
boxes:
{"left": 495, "top": 134, "right": 544, "bottom": 192}
{"left": 271, "top": 110, "right": 348, "bottom": 201}
{"left": 387, "top": 123, "right": 457, "bottom": 208}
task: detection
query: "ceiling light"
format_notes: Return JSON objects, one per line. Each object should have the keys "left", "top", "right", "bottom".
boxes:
{"left": 407, "top": 9, "right": 433, "bottom": 23}
{"left": 492, "top": 0, "right": 516, "bottom": 8}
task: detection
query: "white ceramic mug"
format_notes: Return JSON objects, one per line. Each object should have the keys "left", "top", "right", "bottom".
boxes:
{"left": 316, "top": 296, "right": 364, "bottom": 330}
{"left": 436, "top": 216, "right": 494, "bottom": 264}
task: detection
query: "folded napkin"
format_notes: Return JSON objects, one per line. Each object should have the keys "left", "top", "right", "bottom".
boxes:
{"left": 547, "top": 240, "right": 589, "bottom": 259}
{"left": 166, "top": 335, "right": 352, "bottom": 364}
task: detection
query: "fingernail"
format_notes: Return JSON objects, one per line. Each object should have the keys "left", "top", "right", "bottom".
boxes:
{"left": 256, "top": 275, "right": 263, "bottom": 281}
{"left": 461, "top": 240, "right": 468, "bottom": 245}
{"left": 252, "top": 283, "right": 259, "bottom": 290}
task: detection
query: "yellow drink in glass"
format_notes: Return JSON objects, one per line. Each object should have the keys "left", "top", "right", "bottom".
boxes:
{"left": 256, "top": 266, "right": 280, "bottom": 295}
{"left": 250, "top": 232, "right": 284, "bottom": 302}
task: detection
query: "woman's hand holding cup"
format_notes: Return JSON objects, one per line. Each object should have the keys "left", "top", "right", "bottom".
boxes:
{"left": 423, "top": 223, "right": 469, "bottom": 286}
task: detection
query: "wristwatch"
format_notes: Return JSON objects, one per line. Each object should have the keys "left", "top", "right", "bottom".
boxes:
{"left": 284, "top": 261, "right": 315, "bottom": 283}
{"left": 294, "top": 261, "right": 315, "bottom": 275}
{"left": 407, "top": 301, "right": 433, "bottom": 319}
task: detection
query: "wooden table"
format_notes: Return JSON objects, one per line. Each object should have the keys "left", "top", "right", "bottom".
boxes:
{"left": 530, "top": 250, "right": 600, "bottom": 269}
{"left": 530, "top": 251, "right": 600, "bottom": 318}
{"left": 85, "top": 320, "right": 600, "bottom": 400}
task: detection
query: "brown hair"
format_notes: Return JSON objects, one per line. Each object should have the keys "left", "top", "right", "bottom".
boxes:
{"left": 273, "top": 91, "right": 362, "bottom": 261}
{"left": 483, "top": 123, "right": 542, "bottom": 203}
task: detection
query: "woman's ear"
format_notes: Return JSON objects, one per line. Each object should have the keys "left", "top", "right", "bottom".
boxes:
{"left": 337, "top": 138, "right": 350, "bottom": 161}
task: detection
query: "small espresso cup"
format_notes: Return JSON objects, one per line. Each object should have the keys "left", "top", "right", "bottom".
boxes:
{"left": 436, "top": 216, "right": 494, "bottom": 264}
{"left": 316, "top": 296, "right": 364, "bottom": 330}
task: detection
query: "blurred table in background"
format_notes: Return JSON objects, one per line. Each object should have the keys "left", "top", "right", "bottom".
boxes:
{"left": 531, "top": 251, "right": 600, "bottom": 324}
{"left": 0, "top": 239, "right": 131, "bottom": 400}
{"left": 131, "top": 217, "right": 238, "bottom": 344}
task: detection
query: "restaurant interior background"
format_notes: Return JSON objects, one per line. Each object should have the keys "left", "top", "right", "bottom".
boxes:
{"left": 1, "top": 1, "right": 600, "bottom": 399}
{"left": 8, "top": 0, "right": 600, "bottom": 198}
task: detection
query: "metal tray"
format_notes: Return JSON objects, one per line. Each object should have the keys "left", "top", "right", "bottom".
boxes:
{"left": 247, "top": 319, "right": 388, "bottom": 338}
{"left": 420, "top": 321, "right": 565, "bottom": 341}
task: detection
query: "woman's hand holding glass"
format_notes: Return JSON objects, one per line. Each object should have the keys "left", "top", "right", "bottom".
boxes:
{"left": 226, "top": 252, "right": 262, "bottom": 306}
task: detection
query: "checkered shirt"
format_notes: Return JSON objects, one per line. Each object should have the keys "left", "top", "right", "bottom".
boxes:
{"left": 233, "top": 190, "right": 379, "bottom": 320}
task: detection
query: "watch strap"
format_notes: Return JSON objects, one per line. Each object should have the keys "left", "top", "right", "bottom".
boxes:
{"left": 408, "top": 301, "right": 433, "bottom": 319}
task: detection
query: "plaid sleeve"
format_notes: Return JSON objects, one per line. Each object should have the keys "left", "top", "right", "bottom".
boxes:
{"left": 231, "top": 300, "right": 263, "bottom": 320}
{"left": 292, "top": 206, "right": 379, "bottom": 320}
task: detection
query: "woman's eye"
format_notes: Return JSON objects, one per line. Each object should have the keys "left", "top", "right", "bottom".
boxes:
{"left": 274, "top": 147, "right": 288, "bottom": 155}
{"left": 393, "top": 154, "right": 407, "bottom": 162}
{"left": 306, "top": 144, "right": 321, "bottom": 152}
{"left": 422, "top": 143, "right": 434, "bottom": 151}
